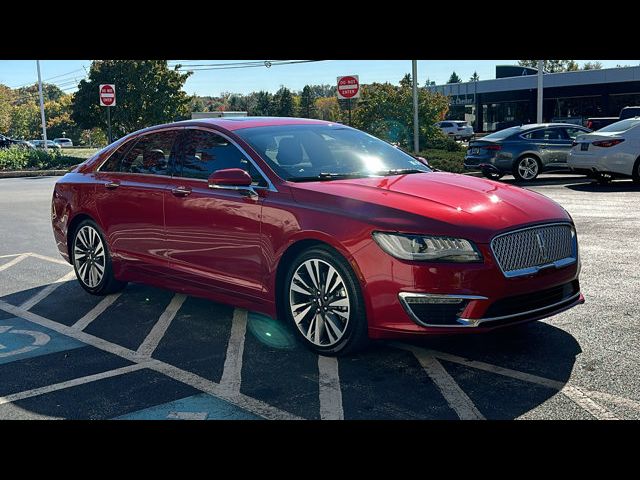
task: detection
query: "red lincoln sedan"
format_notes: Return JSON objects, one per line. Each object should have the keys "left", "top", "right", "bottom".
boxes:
{"left": 51, "top": 117, "right": 584, "bottom": 355}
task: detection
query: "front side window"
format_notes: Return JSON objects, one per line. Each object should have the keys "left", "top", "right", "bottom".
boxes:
{"left": 118, "top": 130, "right": 178, "bottom": 176}
{"left": 235, "top": 124, "right": 431, "bottom": 181}
{"left": 177, "top": 129, "right": 266, "bottom": 185}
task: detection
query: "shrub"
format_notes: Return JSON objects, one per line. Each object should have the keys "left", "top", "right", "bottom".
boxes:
{"left": 420, "top": 149, "right": 465, "bottom": 173}
{"left": 0, "top": 146, "right": 82, "bottom": 171}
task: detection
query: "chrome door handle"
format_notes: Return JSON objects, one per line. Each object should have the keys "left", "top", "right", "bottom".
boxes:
{"left": 171, "top": 186, "right": 192, "bottom": 197}
{"left": 105, "top": 181, "right": 120, "bottom": 190}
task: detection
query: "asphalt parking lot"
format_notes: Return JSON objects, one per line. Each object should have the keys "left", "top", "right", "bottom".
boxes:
{"left": 0, "top": 174, "right": 639, "bottom": 420}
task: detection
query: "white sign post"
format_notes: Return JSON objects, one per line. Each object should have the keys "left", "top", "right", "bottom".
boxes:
{"left": 337, "top": 75, "right": 360, "bottom": 125}
{"left": 99, "top": 84, "right": 116, "bottom": 143}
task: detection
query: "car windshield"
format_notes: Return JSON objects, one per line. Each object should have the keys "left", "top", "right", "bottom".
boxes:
{"left": 235, "top": 124, "right": 431, "bottom": 181}
{"left": 598, "top": 118, "right": 640, "bottom": 133}
{"left": 482, "top": 126, "right": 524, "bottom": 140}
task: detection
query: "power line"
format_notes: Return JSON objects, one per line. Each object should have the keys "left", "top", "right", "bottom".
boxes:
{"left": 174, "top": 60, "right": 324, "bottom": 71}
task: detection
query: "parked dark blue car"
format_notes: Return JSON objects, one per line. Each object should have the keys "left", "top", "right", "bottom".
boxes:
{"left": 464, "top": 123, "right": 592, "bottom": 181}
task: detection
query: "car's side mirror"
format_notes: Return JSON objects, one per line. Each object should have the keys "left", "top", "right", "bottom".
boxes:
{"left": 415, "top": 156, "right": 430, "bottom": 167}
{"left": 208, "top": 168, "right": 252, "bottom": 188}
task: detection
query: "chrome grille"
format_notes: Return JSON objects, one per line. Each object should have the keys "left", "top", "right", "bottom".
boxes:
{"left": 491, "top": 223, "right": 576, "bottom": 277}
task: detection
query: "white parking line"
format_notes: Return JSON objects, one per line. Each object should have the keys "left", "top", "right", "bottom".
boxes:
{"left": 561, "top": 385, "right": 618, "bottom": 420}
{"left": 19, "top": 271, "right": 77, "bottom": 311}
{"left": 136, "top": 294, "right": 186, "bottom": 358}
{"left": 26, "top": 252, "right": 72, "bottom": 267}
{"left": 394, "top": 343, "right": 619, "bottom": 420}
{"left": 0, "top": 363, "right": 149, "bottom": 406}
{"left": 219, "top": 308, "right": 248, "bottom": 394}
{"left": 0, "top": 254, "right": 29, "bottom": 272}
{"left": 0, "top": 299, "right": 301, "bottom": 420}
{"left": 318, "top": 355, "right": 344, "bottom": 420}
{"left": 408, "top": 346, "right": 484, "bottom": 420}
{"left": 0, "top": 253, "right": 28, "bottom": 259}
{"left": 72, "top": 293, "right": 123, "bottom": 331}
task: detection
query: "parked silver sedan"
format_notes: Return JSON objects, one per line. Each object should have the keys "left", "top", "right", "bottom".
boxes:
{"left": 464, "top": 123, "right": 592, "bottom": 181}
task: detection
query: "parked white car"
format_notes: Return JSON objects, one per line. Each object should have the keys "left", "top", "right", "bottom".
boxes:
{"left": 30, "top": 139, "right": 62, "bottom": 150}
{"left": 568, "top": 117, "right": 640, "bottom": 183}
{"left": 53, "top": 138, "right": 73, "bottom": 148}
{"left": 435, "top": 121, "right": 474, "bottom": 141}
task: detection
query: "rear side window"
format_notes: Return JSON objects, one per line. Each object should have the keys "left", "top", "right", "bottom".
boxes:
{"left": 177, "top": 129, "right": 266, "bottom": 186}
{"left": 119, "top": 130, "right": 179, "bottom": 175}
{"left": 522, "top": 128, "right": 566, "bottom": 140}
{"left": 564, "top": 127, "right": 588, "bottom": 140}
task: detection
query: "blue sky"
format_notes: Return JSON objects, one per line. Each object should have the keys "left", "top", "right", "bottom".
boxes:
{"left": 1, "top": 60, "right": 638, "bottom": 96}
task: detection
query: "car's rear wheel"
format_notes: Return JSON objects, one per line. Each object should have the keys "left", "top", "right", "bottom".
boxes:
{"left": 72, "top": 219, "right": 127, "bottom": 296}
{"left": 283, "top": 246, "right": 368, "bottom": 356}
{"left": 482, "top": 170, "right": 504, "bottom": 181}
{"left": 633, "top": 157, "right": 640, "bottom": 185}
{"left": 513, "top": 155, "right": 541, "bottom": 181}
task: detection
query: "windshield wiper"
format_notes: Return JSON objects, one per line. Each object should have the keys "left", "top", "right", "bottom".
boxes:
{"left": 286, "top": 172, "right": 373, "bottom": 182}
{"left": 375, "top": 168, "right": 427, "bottom": 176}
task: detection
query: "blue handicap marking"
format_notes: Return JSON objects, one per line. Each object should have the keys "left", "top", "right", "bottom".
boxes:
{"left": 0, "top": 316, "right": 84, "bottom": 365}
{"left": 114, "top": 393, "right": 261, "bottom": 420}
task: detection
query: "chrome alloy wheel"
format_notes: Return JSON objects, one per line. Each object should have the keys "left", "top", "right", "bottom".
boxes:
{"left": 518, "top": 157, "right": 539, "bottom": 180}
{"left": 289, "top": 258, "right": 350, "bottom": 347}
{"left": 73, "top": 225, "right": 106, "bottom": 288}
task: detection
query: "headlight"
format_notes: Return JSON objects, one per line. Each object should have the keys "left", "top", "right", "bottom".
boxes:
{"left": 372, "top": 231, "right": 482, "bottom": 262}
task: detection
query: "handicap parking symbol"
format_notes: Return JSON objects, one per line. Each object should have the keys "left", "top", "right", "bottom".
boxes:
{"left": 0, "top": 325, "right": 50, "bottom": 358}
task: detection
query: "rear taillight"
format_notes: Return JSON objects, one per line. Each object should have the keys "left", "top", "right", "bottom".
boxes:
{"left": 482, "top": 145, "right": 502, "bottom": 151}
{"left": 587, "top": 120, "right": 593, "bottom": 129}
{"left": 592, "top": 139, "right": 625, "bottom": 148}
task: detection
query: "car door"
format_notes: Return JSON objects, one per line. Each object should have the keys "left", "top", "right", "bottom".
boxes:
{"left": 93, "top": 128, "right": 180, "bottom": 274}
{"left": 163, "top": 127, "right": 268, "bottom": 298}
{"left": 544, "top": 127, "right": 574, "bottom": 166}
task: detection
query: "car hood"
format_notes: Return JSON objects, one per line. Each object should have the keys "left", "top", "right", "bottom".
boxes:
{"left": 289, "top": 172, "right": 570, "bottom": 243}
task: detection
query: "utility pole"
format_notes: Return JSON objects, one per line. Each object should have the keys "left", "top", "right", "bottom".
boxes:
{"left": 537, "top": 60, "right": 544, "bottom": 123}
{"left": 412, "top": 60, "right": 419, "bottom": 153}
{"left": 36, "top": 60, "right": 48, "bottom": 152}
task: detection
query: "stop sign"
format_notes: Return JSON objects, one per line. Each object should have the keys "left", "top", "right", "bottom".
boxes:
{"left": 99, "top": 84, "right": 116, "bottom": 107}
{"left": 337, "top": 75, "right": 360, "bottom": 99}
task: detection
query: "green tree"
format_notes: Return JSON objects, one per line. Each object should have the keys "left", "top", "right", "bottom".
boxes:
{"left": 470, "top": 71, "right": 480, "bottom": 81}
{"left": 315, "top": 97, "right": 340, "bottom": 121}
{"left": 253, "top": 91, "right": 272, "bottom": 116}
{"left": 351, "top": 77, "right": 449, "bottom": 149}
{"left": 0, "top": 84, "right": 13, "bottom": 133}
{"left": 424, "top": 78, "right": 436, "bottom": 87}
{"left": 447, "top": 72, "right": 462, "bottom": 84}
{"left": 273, "top": 86, "right": 295, "bottom": 117}
{"left": 13, "top": 83, "right": 65, "bottom": 106}
{"left": 8, "top": 103, "right": 41, "bottom": 139}
{"left": 299, "top": 85, "right": 317, "bottom": 118}
{"left": 582, "top": 61, "right": 603, "bottom": 70}
{"left": 72, "top": 60, "right": 192, "bottom": 139}
{"left": 518, "top": 60, "right": 579, "bottom": 73}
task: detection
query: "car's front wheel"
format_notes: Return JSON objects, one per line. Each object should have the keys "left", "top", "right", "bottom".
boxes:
{"left": 633, "top": 157, "right": 640, "bottom": 185}
{"left": 283, "top": 246, "right": 368, "bottom": 356}
{"left": 72, "top": 219, "right": 127, "bottom": 295}
{"left": 513, "top": 155, "right": 541, "bottom": 181}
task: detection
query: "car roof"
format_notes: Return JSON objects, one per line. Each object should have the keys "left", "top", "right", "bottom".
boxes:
{"left": 518, "top": 123, "right": 586, "bottom": 130}
{"left": 170, "top": 116, "right": 335, "bottom": 132}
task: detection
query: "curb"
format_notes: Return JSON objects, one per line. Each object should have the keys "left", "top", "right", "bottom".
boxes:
{"left": 0, "top": 170, "right": 70, "bottom": 179}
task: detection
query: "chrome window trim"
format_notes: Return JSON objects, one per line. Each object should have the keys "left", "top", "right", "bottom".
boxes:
{"left": 490, "top": 222, "right": 578, "bottom": 278}
{"left": 176, "top": 126, "right": 278, "bottom": 192}
{"left": 398, "top": 292, "right": 488, "bottom": 329}
{"left": 95, "top": 126, "right": 183, "bottom": 173}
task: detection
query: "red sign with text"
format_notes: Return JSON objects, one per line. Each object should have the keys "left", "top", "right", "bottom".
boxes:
{"left": 337, "top": 75, "right": 360, "bottom": 99}
{"left": 99, "top": 84, "right": 116, "bottom": 107}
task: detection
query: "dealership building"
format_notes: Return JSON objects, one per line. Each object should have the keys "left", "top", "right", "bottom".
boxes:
{"left": 428, "top": 65, "right": 640, "bottom": 132}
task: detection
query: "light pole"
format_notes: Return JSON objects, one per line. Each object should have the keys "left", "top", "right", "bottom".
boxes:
{"left": 36, "top": 60, "right": 48, "bottom": 152}
{"left": 537, "top": 60, "right": 544, "bottom": 123}
{"left": 412, "top": 60, "right": 419, "bottom": 153}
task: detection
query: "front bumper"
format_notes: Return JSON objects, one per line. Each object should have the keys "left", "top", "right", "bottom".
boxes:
{"left": 354, "top": 240, "right": 582, "bottom": 339}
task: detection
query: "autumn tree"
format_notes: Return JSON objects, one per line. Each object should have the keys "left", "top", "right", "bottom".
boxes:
{"left": 72, "top": 60, "right": 192, "bottom": 139}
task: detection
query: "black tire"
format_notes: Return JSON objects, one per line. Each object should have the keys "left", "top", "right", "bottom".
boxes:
{"left": 512, "top": 155, "right": 542, "bottom": 182}
{"left": 71, "top": 219, "right": 127, "bottom": 296}
{"left": 633, "top": 157, "right": 640, "bottom": 185}
{"left": 283, "top": 245, "right": 369, "bottom": 356}
{"left": 482, "top": 170, "right": 504, "bottom": 181}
